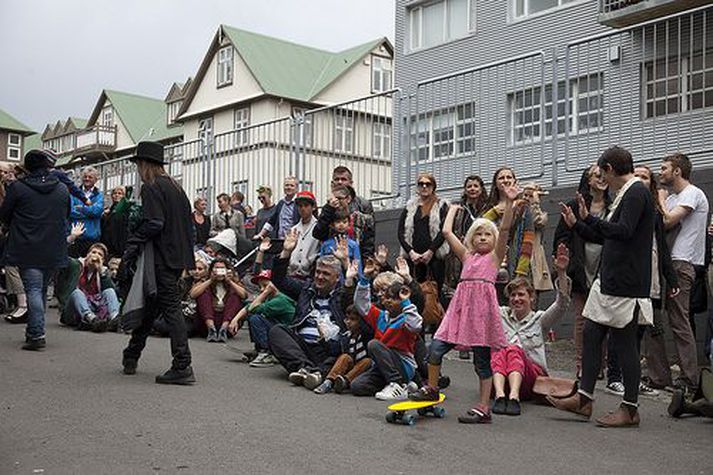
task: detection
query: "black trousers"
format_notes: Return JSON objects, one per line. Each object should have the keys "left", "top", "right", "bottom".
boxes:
{"left": 268, "top": 324, "right": 334, "bottom": 375}
{"left": 351, "top": 340, "right": 409, "bottom": 396}
{"left": 123, "top": 264, "right": 192, "bottom": 370}
{"left": 581, "top": 316, "right": 640, "bottom": 404}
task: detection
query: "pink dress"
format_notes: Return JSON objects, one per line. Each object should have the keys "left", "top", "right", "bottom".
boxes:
{"left": 434, "top": 252, "right": 507, "bottom": 349}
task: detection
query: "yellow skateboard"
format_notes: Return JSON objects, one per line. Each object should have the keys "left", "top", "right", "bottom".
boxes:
{"left": 386, "top": 393, "right": 446, "bottom": 425}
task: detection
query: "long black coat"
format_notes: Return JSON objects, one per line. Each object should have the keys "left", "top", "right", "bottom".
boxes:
{"left": 0, "top": 170, "right": 69, "bottom": 269}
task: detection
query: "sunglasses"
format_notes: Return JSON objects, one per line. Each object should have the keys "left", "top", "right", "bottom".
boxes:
{"left": 417, "top": 181, "right": 433, "bottom": 188}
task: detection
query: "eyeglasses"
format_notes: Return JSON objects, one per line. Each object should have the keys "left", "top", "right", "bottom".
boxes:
{"left": 417, "top": 182, "right": 433, "bottom": 188}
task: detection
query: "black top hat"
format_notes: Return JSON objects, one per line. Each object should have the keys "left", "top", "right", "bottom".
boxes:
{"left": 130, "top": 141, "right": 166, "bottom": 164}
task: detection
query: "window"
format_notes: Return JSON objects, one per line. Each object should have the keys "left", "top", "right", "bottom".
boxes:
{"left": 512, "top": 0, "right": 580, "bottom": 20}
{"left": 7, "top": 145, "right": 21, "bottom": 161}
{"left": 409, "top": 0, "right": 473, "bottom": 51}
{"left": 198, "top": 117, "right": 213, "bottom": 143}
{"left": 232, "top": 179, "right": 248, "bottom": 195}
{"left": 407, "top": 102, "right": 477, "bottom": 162}
{"left": 292, "top": 108, "right": 313, "bottom": 147}
{"left": 61, "top": 134, "right": 75, "bottom": 153}
{"left": 507, "top": 73, "right": 604, "bottom": 145}
{"left": 372, "top": 122, "right": 391, "bottom": 159}
{"left": 8, "top": 133, "right": 20, "bottom": 146}
{"left": 167, "top": 101, "right": 182, "bottom": 125}
{"left": 334, "top": 112, "right": 354, "bottom": 153}
{"left": 102, "top": 108, "right": 113, "bottom": 127}
{"left": 217, "top": 46, "right": 234, "bottom": 87}
{"left": 643, "top": 50, "right": 713, "bottom": 118}
{"left": 234, "top": 107, "right": 250, "bottom": 145}
{"left": 372, "top": 56, "right": 393, "bottom": 93}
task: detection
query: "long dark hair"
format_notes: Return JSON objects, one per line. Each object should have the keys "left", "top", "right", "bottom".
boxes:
{"left": 460, "top": 175, "right": 488, "bottom": 214}
{"left": 635, "top": 164, "right": 663, "bottom": 214}
{"left": 487, "top": 167, "right": 516, "bottom": 208}
{"left": 577, "top": 164, "right": 612, "bottom": 210}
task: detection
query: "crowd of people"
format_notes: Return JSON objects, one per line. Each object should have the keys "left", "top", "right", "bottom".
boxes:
{"left": 1, "top": 142, "right": 711, "bottom": 428}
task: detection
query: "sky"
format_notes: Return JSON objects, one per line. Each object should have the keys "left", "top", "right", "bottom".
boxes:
{"left": 0, "top": 0, "right": 395, "bottom": 132}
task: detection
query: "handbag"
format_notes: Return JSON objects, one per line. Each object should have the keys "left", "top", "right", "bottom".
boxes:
{"left": 532, "top": 376, "right": 578, "bottom": 405}
{"left": 419, "top": 275, "right": 445, "bottom": 327}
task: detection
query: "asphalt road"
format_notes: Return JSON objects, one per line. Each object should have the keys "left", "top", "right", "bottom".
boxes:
{"left": 1, "top": 315, "right": 710, "bottom": 475}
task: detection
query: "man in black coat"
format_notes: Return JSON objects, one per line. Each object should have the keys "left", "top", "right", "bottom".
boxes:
{"left": 120, "top": 141, "right": 196, "bottom": 385}
{"left": 553, "top": 146, "right": 654, "bottom": 428}
{"left": 0, "top": 149, "right": 70, "bottom": 350}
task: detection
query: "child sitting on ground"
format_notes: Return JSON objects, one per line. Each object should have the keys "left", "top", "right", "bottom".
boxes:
{"left": 347, "top": 260, "right": 423, "bottom": 401}
{"left": 228, "top": 270, "right": 296, "bottom": 368}
{"left": 313, "top": 304, "right": 372, "bottom": 394}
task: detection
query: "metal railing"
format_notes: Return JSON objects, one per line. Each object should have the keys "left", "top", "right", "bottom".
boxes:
{"left": 75, "top": 124, "right": 117, "bottom": 151}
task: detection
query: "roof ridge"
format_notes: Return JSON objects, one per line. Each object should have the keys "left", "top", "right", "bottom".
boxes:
{"left": 221, "top": 24, "right": 334, "bottom": 55}
{"left": 105, "top": 89, "right": 163, "bottom": 103}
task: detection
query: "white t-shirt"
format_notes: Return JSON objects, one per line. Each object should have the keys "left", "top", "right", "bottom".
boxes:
{"left": 666, "top": 184, "right": 709, "bottom": 266}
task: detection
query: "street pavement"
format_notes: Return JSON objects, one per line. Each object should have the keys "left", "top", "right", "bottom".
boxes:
{"left": 1, "top": 315, "right": 710, "bottom": 475}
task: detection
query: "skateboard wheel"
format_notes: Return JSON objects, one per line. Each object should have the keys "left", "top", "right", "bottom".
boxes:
{"left": 402, "top": 414, "right": 416, "bottom": 425}
{"left": 386, "top": 412, "right": 397, "bottom": 423}
{"left": 433, "top": 407, "right": 446, "bottom": 418}
{"left": 417, "top": 408, "right": 427, "bottom": 416}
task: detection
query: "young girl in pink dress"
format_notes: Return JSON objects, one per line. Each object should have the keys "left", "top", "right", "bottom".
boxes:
{"left": 411, "top": 184, "right": 518, "bottom": 424}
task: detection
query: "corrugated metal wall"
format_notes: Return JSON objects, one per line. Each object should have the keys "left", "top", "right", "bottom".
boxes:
{"left": 394, "top": 1, "right": 713, "bottom": 203}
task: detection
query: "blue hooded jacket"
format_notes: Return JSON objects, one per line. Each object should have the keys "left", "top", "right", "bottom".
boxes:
{"left": 70, "top": 187, "right": 104, "bottom": 241}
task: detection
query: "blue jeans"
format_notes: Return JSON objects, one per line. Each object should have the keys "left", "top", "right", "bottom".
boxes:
{"left": 428, "top": 339, "right": 493, "bottom": 378}
{"left": 248, "top": 313, "right": 277, "bottom": 351}
{"left": 20, "top": 268, "right": 55, "bottom": 341}
{"left": 69, "top": 288, "right": 120, "bottom": 321}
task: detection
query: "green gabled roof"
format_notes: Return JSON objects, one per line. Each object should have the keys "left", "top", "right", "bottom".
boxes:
{"left": 69, "top": 117, "right": 88, "bottom": 129}
{"left": 221, "top": 26, "right": 387, "bottom": 102}
{"left": 0, "top": 107, "right": 34, "bottom": 135}
{"left": 23, "top": 133, "right": 42, "bottom": 151}
{"left": 91, "top": 89, "right": 182, "bottom": 144}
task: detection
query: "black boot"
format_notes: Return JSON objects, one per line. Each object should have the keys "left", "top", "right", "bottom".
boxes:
{"left": 22, "top": 338, "right": 46, "bottom": 351}
{"left": 155, "top": 366, "right": 196, "bottom": 385}
{"left": 122, "top": 358, "right": 138, "bottom": 375}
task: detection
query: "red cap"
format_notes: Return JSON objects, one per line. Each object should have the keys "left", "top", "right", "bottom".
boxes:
{"left": 251, "top": 269, "right": 273, "bottom": 285}
{"left": 294, "top": 190, "right": 317, "bottom": 205}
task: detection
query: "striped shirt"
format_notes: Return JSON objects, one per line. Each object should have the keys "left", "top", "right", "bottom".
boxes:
{"left": 298, "top": 296, "right": 332, "bottom": 343}
{"left": 348, "top": 332, "right": 368, "bottom": 362}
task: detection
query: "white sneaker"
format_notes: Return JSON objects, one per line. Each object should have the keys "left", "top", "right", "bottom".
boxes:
{"left": 288, "top": 368, "right": 309, "bottom": 386}
{"left": 638, "top": 381, "right": 660, "bottom": 397}
{"left": 249, "top": 352, "right": 275, "bottom": 368}
{"left": 605, "top": 381, "right": 625, "bottom": 396}
{"left": 405, "top": 381, "right": 419, "bottom": 395}
{"left": 375, "top": 382, "right": 408, "bottom": 401}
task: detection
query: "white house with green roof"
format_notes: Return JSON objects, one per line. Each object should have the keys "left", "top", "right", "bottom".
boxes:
{"left": 0, "top": 107, "right": 34, "bottom": 163}
{"left": 72, "top": 89, "right": 184, "bottom": 165}
{"left": 172, "top": 25, "right": 394, "bottom": 205}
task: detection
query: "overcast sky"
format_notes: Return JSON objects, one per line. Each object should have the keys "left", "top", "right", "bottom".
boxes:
{"left": 0, "top": 0, "right": 395, "bottom": 132}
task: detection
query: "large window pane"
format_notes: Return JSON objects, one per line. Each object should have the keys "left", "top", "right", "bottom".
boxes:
{"left": 528, "top": 0, "right": 558, "bottom": 14}
{"left": 423, "top": 2, "right": 445, "bottom": 48}
{"left": 448, "top": 0, "right": 469, "bottom": 38}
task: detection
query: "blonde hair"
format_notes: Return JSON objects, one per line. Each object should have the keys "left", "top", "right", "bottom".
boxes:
{"left": 373, "top": 272, "right": 404, "bottom": 289}
{"left": 463, "top": 218, "right": 499, "bottom": 253}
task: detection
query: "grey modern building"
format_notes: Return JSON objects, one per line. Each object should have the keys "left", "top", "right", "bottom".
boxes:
{"left": 392, "top": 0, "right": 713, "bottom": 201}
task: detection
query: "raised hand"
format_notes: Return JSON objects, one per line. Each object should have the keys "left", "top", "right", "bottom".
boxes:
{"left": 363, "top": 257, "right": 378, "bottom": 279}
{"left": 345, "top": 259, "right": 359, "bottom": 282}
{"left": 258, "top": 236, "right": 272, "bottom": 253}
{"left": 327, "top": 194, "right": 340, "bottom": 209}
{"left": 559, "top": 202, "right": 577, "bottom": 228}
{"left": 70, "top": 222, "right": 85, "bottom": 240}
{"left": 375, "top": 244, "right": 388, "bottom": 266}
{"left": 503, "top": 184, "right": 520, "bottom": 202}
{"left": 575, "top": 193, "right": 589, "bottom": 220}
{"left": 395, "top": 256, "right": 412, "bottom": 282}
{"left": 553, "top": 243, "right": 570, "bottom": 274}
{"left": 333, "top": 236, "right": 349, "bottom": 262}
{"left": 282, "top": 228, "right": 299, "bottom": 254}
{"left": 449, "top": 203, "right": 463, "bottom": 213}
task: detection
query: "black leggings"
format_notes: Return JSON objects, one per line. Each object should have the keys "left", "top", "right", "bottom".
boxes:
{"left": 581, "top": 317, "right": 640, "bottom": 404}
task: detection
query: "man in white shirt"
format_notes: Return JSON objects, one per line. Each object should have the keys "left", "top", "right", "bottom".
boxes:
{"left": 288, "top": 191, "right": 320, "bottom": 279}
{"left": 659, "top": 152, "right": 708, "bottom": 392}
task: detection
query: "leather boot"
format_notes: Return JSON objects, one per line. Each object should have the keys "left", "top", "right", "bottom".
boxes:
{"left": 546, "top": 392, "right": 592, "bottom": 419}
{"left": 595, "top": 404, "right": 640, "bottom": 428}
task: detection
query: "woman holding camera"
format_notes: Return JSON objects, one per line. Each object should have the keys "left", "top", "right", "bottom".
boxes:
{"left": 191, "top": 256, "right": 248, "bottom": 343}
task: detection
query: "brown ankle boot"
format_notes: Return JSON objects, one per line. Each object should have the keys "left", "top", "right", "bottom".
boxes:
{"left": 546, "top": 393, "right": 593, "bottom": 419}
{"left": 595, "top": 404, "right": 640, "bottom": 428}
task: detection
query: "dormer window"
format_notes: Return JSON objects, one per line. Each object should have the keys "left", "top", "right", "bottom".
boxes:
{"left": 217, "top": 46, "right": 234, "bottom": 87}
{"left": 167, "top": 101, "right": 182, "bottom": 125}
{"left": 372, "top": 56, "right": 393, "bottom": 93}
